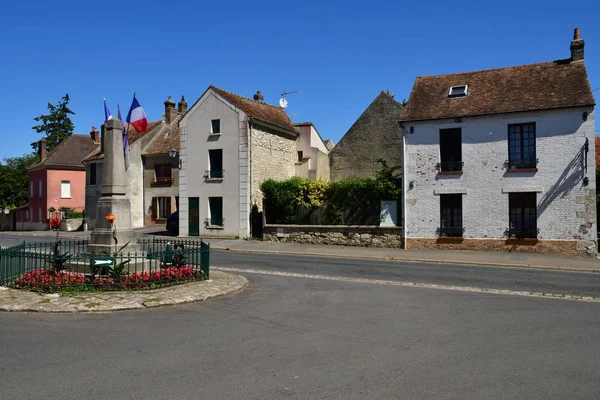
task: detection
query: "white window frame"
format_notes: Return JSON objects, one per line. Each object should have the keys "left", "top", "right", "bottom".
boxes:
{"left": 210, "top": 119, "right": 221, "bottom": 135}
{"left": 448, "top": 85, "right": 468, "bottom": 97}
{"left": 61, "top": 180, "right": 71, "bottom": 199}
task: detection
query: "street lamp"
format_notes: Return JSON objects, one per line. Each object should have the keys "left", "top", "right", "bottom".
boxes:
{"left": 168, "top": 146, "right": 181, "bottom": 170}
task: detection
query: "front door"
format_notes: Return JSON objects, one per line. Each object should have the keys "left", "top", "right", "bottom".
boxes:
{"left": 189, "top": 197, "right": 199, "bottom": 236}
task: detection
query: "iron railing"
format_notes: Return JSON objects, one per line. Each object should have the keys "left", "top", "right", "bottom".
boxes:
{"left": 438, "top": 161, "right": 464, "bottom": 172}
{"left": 439, "top": 227, "right": 464, "bottom": 237}
{"left": 0, "top": 238, "right": 209, "bottom": 292}
{"left": 507, "top": 159, "right": 538, "bottom": 169}
{"left": 204, "top": 170, "right": 224, "bottom": 179}
{"left": 205, "top": 218, "right": 224, "bottom": 227}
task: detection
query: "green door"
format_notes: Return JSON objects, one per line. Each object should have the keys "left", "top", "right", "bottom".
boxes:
{"left": 189, "top": 197, "right": 199, "bottom": 236}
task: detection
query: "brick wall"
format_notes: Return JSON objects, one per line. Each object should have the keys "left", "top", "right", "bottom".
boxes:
{"left": 329, "top": 91, "right": 404, "bottom": 181}
{"left": 251, "top": 123, "right": 296, "bottom": 208}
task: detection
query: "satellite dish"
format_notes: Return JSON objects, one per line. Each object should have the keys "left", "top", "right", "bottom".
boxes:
{"left": 279, "top": 97, "right": 288, "bottom": 109}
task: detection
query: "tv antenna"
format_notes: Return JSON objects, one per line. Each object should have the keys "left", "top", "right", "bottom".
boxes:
{"left": 279, "top": 90, "right": 299, "bottom": 109}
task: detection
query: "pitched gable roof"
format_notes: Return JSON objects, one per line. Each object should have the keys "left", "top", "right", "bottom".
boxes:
{"left": 29, "top": 134, "right": 99, "bottom": 170}
{"left": 402, "top": 60, "right": 595, "bottom": 122}
{"left": 210, "top": 86, "right": 296, "bottom": 132}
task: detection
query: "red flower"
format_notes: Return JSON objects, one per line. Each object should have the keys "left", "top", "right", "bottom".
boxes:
{"left": 49, "top": 218, "right": 60, "bottom": 230}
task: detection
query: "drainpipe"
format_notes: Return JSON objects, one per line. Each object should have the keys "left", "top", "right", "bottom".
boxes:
{"left": 248, "top": 117, "right": 253, "bottom": 238}
{"left": 400, "top": 122, "right": 408, "bottom": 249}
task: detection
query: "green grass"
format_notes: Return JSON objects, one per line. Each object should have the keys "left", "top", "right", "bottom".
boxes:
{"left": 84, "top": 302, "right": 101, "bottom": 308}
{"left": 37, "top": 299, "right": 51, "bottom": 304}
{"left": 144, "top": 298, "right": 163, "bottom": 303}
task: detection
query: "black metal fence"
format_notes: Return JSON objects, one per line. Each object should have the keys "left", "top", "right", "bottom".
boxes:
{"left": 0, "top": 238, "right": 209, "bottom": 292}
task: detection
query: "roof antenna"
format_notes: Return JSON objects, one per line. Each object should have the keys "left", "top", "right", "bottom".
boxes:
{"left": 279, "top": 90, "right": 299, "bottom": 109}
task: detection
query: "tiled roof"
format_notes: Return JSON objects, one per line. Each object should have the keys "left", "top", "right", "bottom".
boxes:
{"left": 402, "top": 60, "right": 595, "bottom": 122}
{"left": 29, "top": 134, "right": 99, "bottom": 170}
{"left": 143, "top": 117, "right": 182, "bottom": 156}
{"left": 83, "top": 119, "right": 163, "bottom": 161}
{"left": 210, "top": 86, "right": 296, "bottom": 132}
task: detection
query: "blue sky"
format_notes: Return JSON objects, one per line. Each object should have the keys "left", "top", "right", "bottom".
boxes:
{"left": 1, "top": 0, "right": 598, "bottom": 160}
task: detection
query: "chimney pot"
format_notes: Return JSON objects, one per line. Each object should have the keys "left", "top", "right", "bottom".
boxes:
{"left": 253, "top": 91, "right": 264, "bottom": 103}
{"left": 39, "top": 138, "right": 47, "bottom": 162}
{"left": 164, "top": 96, "right": 177, "bottom": 124}
{"left": 570, "top": 27, "right": 584, "bottom": 62}
{"left": 90, "top": 126, "right": 100, "bottom": 144}
{"left": 177, "top": 95, "right": 188, "bottom": 114}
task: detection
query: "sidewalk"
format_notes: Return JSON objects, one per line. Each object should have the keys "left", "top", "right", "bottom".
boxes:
{"left": 201, "top": 238, "right": 600, "bottom": 273}
{"left": 3, "top": 229, "right": 600, "bottom": 273}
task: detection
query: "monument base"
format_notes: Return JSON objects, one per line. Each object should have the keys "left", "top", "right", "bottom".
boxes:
{"left": 89, "top": 196, "right": 138, "bottom": 254}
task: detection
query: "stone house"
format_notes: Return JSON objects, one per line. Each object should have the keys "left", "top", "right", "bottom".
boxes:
{"left": 400, "top": 28, "right": 596, "bottom": 256}
{"left": 293, "top": 122, "right": 331, "bottom": 181}
{"left": 16, "top": 133, "right": 100, "bottom": 230}
{"left": 84, "top": 96, "right": 185, "bottom": 229}
{"left": 329, "top": 90, "right": 404, "bottom": 181}
{"left": 179, "top": 86, "right": 329, "bottom": 238}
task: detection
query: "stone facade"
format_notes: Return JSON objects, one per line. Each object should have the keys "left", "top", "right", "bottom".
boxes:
{"left": 329, "top": 91, "right": 404, "bottom": 181}
{"left": 264, "top": 225, "right": 403, "bottom": 248}
{"left": 402, "top": 108, "right": 597, "bottom": 256}
{"left": 250, "top": 123, "right": 296, "bottom": 208}
{"left": 406, "top": 238, "right": 585, "bottom": 256}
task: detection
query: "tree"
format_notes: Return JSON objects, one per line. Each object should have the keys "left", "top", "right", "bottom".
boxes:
{"left": 0, "top": 153, "right": 38, "bottom": 209}
{"left": 31, "top": 94, "right": 75, "bottom": 152}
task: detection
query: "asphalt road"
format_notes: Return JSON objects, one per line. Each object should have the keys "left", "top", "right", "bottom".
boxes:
{"left": 2, "top": 238, "right": 600, "bottom": 399}
{"left": 211, "top": 250, "right": 600, "bottom": 298}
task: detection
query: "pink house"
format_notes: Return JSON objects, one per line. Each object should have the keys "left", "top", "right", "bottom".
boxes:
{"left": 16, "top": 131, "right": 100, "bottom": 228}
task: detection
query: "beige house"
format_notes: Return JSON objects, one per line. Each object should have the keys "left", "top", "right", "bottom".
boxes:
{"left": 179, "top": 86, "right": 330, "bottom": 238}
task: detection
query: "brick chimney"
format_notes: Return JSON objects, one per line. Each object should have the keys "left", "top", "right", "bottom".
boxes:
{"left": 570, "top": 28, "right": 584, "bottom": 62}
{"left": 164, "top": 96, "right": 177, "bottom": 124}
{"left": 90, "top": 126, "right": 100, "bottom": 144}
{"left": 39, "top": 138, "right": 47, "bottom": 162}
{"left": 253, "top": 91, "right": 264, "bottom": 103}
{"left": 177, "top": 95, "right": 188, "bottom": 115}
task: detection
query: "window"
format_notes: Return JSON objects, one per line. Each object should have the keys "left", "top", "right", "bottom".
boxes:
{"left": 208, "top": 197, "right": 223, "bottom": 226}
{"left": 440, "top": 194, "right": 463, "bottom": 237}
{"left": 30, "top": 181, "right": 33, "bottom": 198}
{"left": 439, "top": 128, "right": 462, "bottom": 172}
{"left": 509, "top": 192, "right": 537, "bottom": 238}
{"left": 448, "top": 85, "right": 468, "bottom": 98}
{"left": 26, "top": 209, "right": 29, "bottom": 219}
{"left": 508, "top": 123, "right": 536, "bottom": 169}
{"left": 38, "top": 208, "right": 43, "bottom": 223}
{"left": 297, "top": 151, "right": 303, "bottom": 162}
{"left": 154, "top": 164, "right": 173, "bottom": 183}
{"left": 61, "top": 180, "right": 71, "bottom": 198}
{"left": 39, "top": 180, "right": 42, "bottom": 197}
{"left": 90, "top": 163, "right": 97, "bottom": 185}
{"left": 211, "top": 119, "right": 221, "bottom": 134}
{"left": 158, "top": 197, "right": 171, "bottom": 219}
{"left": 208, "top": 149, "right": 223, "bottom": 179}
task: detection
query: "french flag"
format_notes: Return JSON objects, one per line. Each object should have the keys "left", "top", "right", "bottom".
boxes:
{"left": 126, "top": 94, "right": 148, "bottom": 133}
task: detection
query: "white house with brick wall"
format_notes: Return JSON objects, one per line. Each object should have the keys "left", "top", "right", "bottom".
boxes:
{"left": 400, "top": 28, "right": 596, "bottom": 256}
{"left": 179, "top": 86, "right": 307, "bottom": 238}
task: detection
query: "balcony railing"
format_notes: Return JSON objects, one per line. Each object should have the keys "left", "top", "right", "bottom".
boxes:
{"left": 507, "top": 227, "right": 538, "bottom": 239}
{"left": 204, "top": 170, "right": 224, "bottom": 180}
{"left": 205, "top": 218, "right": 224, "bottom": 227}
{"left": 439, "top": 226, "right": 464, "bottom": 237}
{"left": 438, "top": 161, "right": 463, "bottom": 172}
{"left": 507, "top": 159, "right": 538, "bottom": 169}
{"left": 153, "top": 176, "right": 173, "bottom": 184}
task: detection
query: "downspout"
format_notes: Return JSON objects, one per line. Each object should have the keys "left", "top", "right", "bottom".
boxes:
{"left": 248, "top": 117, "right": 253, "bottom": 237}
{"left": 142, "top": 156, "right": 146, "bottom": 227}
{"left": 400, "top": 123, "right": 408, "bottom": 249}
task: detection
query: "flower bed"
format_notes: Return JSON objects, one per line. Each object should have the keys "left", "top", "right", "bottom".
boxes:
{"left": 15, "top": 266, "right": 199, "bottom": 292}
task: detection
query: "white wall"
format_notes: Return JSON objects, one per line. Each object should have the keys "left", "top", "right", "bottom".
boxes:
{"left": 404, "top": 107, "right": 596, "bottom": 243}
{"left": 179, "top": 91, "right": 246, "bottom": 237}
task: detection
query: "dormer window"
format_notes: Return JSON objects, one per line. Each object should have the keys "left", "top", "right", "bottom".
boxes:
{"left": 448, "top": 85, "right": 468, "bottom": 98}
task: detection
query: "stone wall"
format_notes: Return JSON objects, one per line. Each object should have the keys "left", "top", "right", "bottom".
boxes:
{"left": 251, "top": 123, "right": 296, "bottom": 208}
{"left": 406, "top": 238, "right": 595, "bottom": 257}
{"left": 264, "top": 225, "right": 403, "bottom": 248}
{"left": 329, "top": 91, "right": 404, "bottom": 181}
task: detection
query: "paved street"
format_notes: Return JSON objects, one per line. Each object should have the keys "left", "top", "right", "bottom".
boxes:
{"left": 2, "top": 236, "right": 600, "bottom": 399}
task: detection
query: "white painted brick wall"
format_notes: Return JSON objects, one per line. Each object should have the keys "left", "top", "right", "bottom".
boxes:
{"left": 404, "top": 108, "right": 596, "bottom": 243}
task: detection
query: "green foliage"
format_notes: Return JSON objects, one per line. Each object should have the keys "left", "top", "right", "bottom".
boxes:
{"left": 31, "top": 94, "right": 75, "bottom": 152}
{"left": 0, "top": 153, "right": 38, "bottom": 209}
{"left": 261, "top": 160, "right": 402, "bottom": 225}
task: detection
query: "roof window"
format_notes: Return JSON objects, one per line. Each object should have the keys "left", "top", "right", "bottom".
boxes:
{"left": 448, "top": 85, "right": 468, "bottom": 98}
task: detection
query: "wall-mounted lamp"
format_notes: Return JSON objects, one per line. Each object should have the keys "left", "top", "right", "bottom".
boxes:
{"left": 583, "top": 112, "right": 588, "bottom": 121}
{"left": 583, "top": 176, "right": 589, "bottom": 186}
{"left": 168, "top": 146, "right": 182, "bottom": 169}
{"left": 409, "top": 181, "right": 414, "bottom": 190}
{"left": 409, "top": 126, "right": 414, "bottom": 134}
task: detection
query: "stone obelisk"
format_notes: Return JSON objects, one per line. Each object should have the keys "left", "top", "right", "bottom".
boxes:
{"left": 89, "top": 119, "right": 137, "bottom": 253}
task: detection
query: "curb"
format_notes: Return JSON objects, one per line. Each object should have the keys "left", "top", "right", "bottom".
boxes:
{"left": 0, "top": 271, "right": 248, "bottom": 313}
{"left": 210, "top": 246, "right": 600, "bottom": 274}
